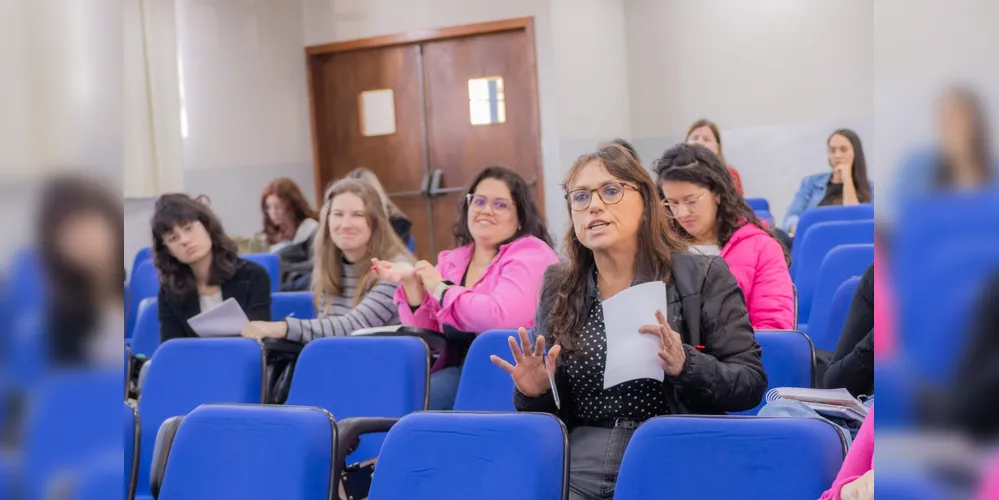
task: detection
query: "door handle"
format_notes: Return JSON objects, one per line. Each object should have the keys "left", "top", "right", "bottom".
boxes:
{"left": 428, "top": 169, "right": 443, "bottom": 197}
{"left": 420, "top": 171, "right": 432, "bottom": 197}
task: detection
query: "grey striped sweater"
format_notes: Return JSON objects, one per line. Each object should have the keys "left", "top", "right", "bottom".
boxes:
{"left": 285, "top": 260, "right": 400, "bottom": 343}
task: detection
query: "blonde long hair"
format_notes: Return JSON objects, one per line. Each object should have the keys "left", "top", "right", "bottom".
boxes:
{"left": 346, "top": 168, "right": 406, "bottom": 219}
{"left": 312, "top": 178, "right": 413, "bottom": 311}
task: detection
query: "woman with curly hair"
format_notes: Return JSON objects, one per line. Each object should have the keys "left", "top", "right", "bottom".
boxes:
{"left": 152, "top": 193, "right": 272, "bottom": 343}
{"left": 261, "top": 177, "right": 319, "bottom": 252}
{"left": 653, "top": 143, "right": 794, "bottom": 330}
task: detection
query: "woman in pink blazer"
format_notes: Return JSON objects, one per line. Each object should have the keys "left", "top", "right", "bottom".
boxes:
{"left": 373, "top": 166, "right": 558, "bottom": 409}
{"left": 653, "top": 143, "right": 794, "bottom": 330}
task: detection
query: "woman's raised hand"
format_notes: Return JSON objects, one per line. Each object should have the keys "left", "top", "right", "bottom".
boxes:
{"left": 490, "top": 327, "right": 561, "bottom": 398}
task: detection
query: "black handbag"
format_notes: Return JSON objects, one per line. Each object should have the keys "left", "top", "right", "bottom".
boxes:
{"left": 261, "top": 338, "right": 304, "bottom": 404}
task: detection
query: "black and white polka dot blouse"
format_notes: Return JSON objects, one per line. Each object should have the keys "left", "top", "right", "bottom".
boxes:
{"left": 563, "top": 286, "right": 670, "bottom": 422}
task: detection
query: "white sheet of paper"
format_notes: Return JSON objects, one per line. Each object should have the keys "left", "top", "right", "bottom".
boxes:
{"left": 602, "top": 281, "right": 667, "bottom": 389}
{"left": 187, "top": 297, "right": 249, "bottom": 337}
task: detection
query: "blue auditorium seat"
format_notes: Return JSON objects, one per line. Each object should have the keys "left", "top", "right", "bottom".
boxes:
{"left": 452, "top": 330, "right": 518, "bottom": 411}
{"left": 270, "top": 291, "right": 316, "bottom": 321}
{"left": 816, "top": 276, "right": 861, "bottom": 353}
{"left": 875, "top": 358, "right": 915, "bottom": 429}
{"left": 157, "top": 405, "right": 336, "bottom": 500}
{"left": 130, "top": 298, "right": 160, "bottom": 358}
{"left": 791, "top": 205, "right": 873, "bottom": 265}
{"left": 125, "top": 402, "right": 139, "bottom": 500}
{"left": 792, "top": 220, "right": 874, "bottom": 321}
{"left": 614, "top": 416, "right": 846, "bottom": 500}
{"left": 876, "top": 470, "right": 949, "bottom": 500}
{"left": 70, "top": 454, "right": 123, "bottom": 500}
{"left": 127, "top": 259, "right": 159, "bottom": 339}
{"left": 135, "top": 339, "right": 265, "bottom": 499}
{"left": 240, "top": 253, "right": 280, "bottom": 292}
{"left": 755, "top": 210, "right": 775, "bottom": 227}
{"left": 21, "top": 369, "right": 120, "bottom": 500}
{"left": 285, "top": 337, "right": 428, "bottom": 463}
{"left": 737, "top": 330, "right": 814, "bottom": 415}
{"left": 368, "top": 412, "right": 568, "bottom": 499}
{"left": 802, "top": 243, "right": 873, "bottom": 341}
{"left": 745, "top": 198, "right": 770, "bottom": 212}
{"left": 130, "top": 247, "right": 152, "bottom": 279}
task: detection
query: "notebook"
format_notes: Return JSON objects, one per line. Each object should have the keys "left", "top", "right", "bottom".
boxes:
{"left": 187, "top": 297, "right": 249, "bottom": 337}
{"left": 765, "top": 387, "right": 869, "bottom": 423}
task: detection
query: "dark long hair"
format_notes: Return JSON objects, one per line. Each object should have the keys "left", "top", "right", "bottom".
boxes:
{"left": 547, "top": 145, "right": 687, "bottom": 355}
{"left": 261, "top": 177, "right": 317, "bottom": 245}
{"left": 37, "top": 175, "right": 125, "bottom": 363}
{"left": 452, "top": 165, "right": 553, "bottom": 248}
{"left": 151, "top": 194, "right": 240, "bottom": 298}
{"left": 936, "top": 86, "right": 994, "bottom": 185}
{"left": 828, "top": 129, "right": 873, "bottom": 202}
{"left": 653, "top": 143, "right": 790, "bottom": 266}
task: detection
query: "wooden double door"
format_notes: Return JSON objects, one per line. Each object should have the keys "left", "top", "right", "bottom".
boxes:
{"left": 307, "top": 19, "right": 543, "bottom": 261}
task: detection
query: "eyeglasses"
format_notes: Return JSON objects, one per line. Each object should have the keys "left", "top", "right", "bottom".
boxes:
{"left": 466, "top": 194, "right": 513, "bottom": 214}
{"left": 662, "top": 191, "right": 710, "bottom": 215}
{"left": 565, "top": 182, "right": 638, "bottom": 212}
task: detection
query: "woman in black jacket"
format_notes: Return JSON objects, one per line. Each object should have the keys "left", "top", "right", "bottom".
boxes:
{"left": 491, "top": 145, "right": 766, "bottom": 499}
{"left": 151, "top": 194, "right": 271, "bottom": 343}
{"left": 823, "top": 263, "right": 875, "bottom": 397}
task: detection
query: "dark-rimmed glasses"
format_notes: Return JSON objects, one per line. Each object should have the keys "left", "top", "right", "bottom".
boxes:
{"left": 565, "top": 182, "right": 638, "bottom": 211}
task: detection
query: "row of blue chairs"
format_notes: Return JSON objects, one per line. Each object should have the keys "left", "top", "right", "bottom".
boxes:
{"left": 144, "top": 405, "right": 847, "bottom": 500}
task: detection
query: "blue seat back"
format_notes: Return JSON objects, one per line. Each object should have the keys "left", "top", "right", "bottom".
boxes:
{"left": 270, "top": 292, "right": 316, "bottom": 321}
{"left": 407, "top": 235, "right": 415, "bottom": 253}
{"left": 875, "top": 359, "right": 915, "bottom": 429}
{"left": 22, "top": 369, "right": 120, "bottom": 500}
{"left": 745, "top": 198, "right": 769, "bottom": 211}
{"left": 791, "top": 205, "right": 873, "bottom": 265}
{"left": 158, "top": 405, "right": 335, "bottom": 500}
{"left": 804, "top": 244, "right": 873, "bottom": 342}
{"left": 615, "top": 416, "right": 845, "bottom": 499}
{"left": 792, "top": 221, "right": 874, "bottom": 318}
{"left": 126, "top": 259, "right": 159, "bottom": 338}
{"left": 453, "top": 330, "right": 517, "bottom": 411}
{"left": 136, "top": 339, "right": 264, "bottom": 497}
{"left": 369, "top": 412, "right": 568, "bottom": 499}
{"left": 876, "top": 471, "right": 948, "bottom": 500}
{"left": 737, "top": 331, "right": 813, "bottom": 415}
{"left": 71, "top": 454, "right": 124, "bottom": 500}
{"left": 130, "top": 247, "right": 152, "bottom": 279}
{"left": 130, "top": 298, "right": 161, "bottom": 358}
{"left": 285, "top": 337, "right": 428, "bottom": 462}
{"left": 124, "top": 402, "right": 139, "bottom": 500}
{"left": 816, "top": 276, "right": 861, "bottom": 353}
{"left": 240, "top": 253, "right": 279, "bottom": 292}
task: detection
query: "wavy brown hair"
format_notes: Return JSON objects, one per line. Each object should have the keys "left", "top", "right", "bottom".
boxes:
{"left": 546, "top": 145, "right": 687, "bottom": 355}
{"left": 151, "top": 193, "right": 240, "bottom": 298}
{"left": 312, "top": 179, "right": 413, "bottom": 310}
{"left": 653, "top": 143, "right": 790, "bottom": 266}
{"left": 261, "top": 177, "right": 317, "bottom": 245}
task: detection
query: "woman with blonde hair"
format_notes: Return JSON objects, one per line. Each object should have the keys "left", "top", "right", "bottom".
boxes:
{"left": 242, "top": 178, "right": 413, "bottom": 341}
{"left": 347, "top": 167, "right": 413, "bottom": 245}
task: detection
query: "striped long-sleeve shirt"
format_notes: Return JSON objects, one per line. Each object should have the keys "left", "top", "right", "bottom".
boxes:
{"left": 285, "top": 260, "right": 400, "bottom": 343}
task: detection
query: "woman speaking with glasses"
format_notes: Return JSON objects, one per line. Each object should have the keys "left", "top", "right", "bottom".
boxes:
{"left": 372, "top": 165, "right": 558, "bottom": 410}
{"left": 653, "top": 143, "right": 794, "bottom": 330}
{"left": 492, "top": 144, "right": 765, "bottom": 499}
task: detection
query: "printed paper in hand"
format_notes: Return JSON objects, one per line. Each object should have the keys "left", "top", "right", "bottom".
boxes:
{"left": 601, "top": 281, "right": 667, "bottom": 389}
{"left": 187, "top": 297, "right": 249, "bottom": 337}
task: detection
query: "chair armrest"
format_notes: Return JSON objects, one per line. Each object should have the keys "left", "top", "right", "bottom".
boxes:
{"left": 150, "top": 416, "right": 184, "bottom": 499}
{"left": 333, "top": 417, "right": 400, "bottom": 481}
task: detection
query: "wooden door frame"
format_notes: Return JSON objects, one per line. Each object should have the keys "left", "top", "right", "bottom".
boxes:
{"left": 304, "top": 17, "right": 544, "bottom": 214}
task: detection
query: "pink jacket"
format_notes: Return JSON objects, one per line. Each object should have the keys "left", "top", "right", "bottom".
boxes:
{"left": 719, "top": 223, "right": 795, "bottom": 330}
{"left": 819, "top": 406, "right": 873, "bottom": 500}
{"left": 395, "top": 235, "right": 559, "bottom": 334}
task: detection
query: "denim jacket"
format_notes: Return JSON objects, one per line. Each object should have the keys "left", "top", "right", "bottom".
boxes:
{"left": 781, "top": 172, "right": 874, "bottom": 232}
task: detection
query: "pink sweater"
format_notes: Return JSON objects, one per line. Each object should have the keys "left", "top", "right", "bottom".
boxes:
{"left": 819, "top": 406, "right": 874, "bottom": 500}
{"left": 395, "top": 235, "right": 559, "bottom": 334}
{"left": 719, "top": 223, "right": 795, "bottom": 330}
